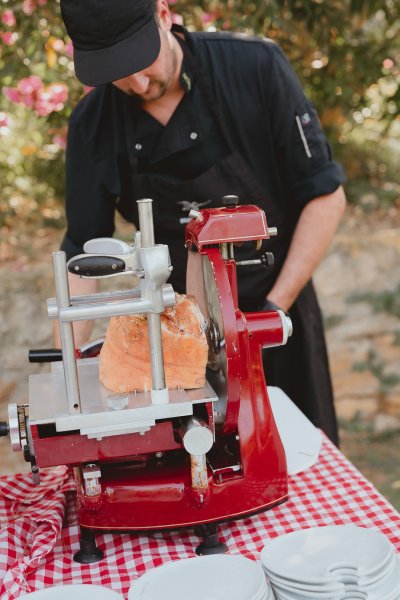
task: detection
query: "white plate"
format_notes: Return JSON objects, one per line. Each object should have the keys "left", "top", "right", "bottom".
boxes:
{"left": 266, "top": 570, "right": 345, "bottom": 594}
{"left": 361, "top": 554, "right": 400, "bottom": 599}
{"left": 268, "top": 387, "right": 322, "bottom": 475}
{"left": 269, "top": 573, "right": 344, "bottom": 599}
{"left": 270, "top": 583, "right": 342, "bottom": 600}
{"left": 23, "top": 584, "right": 123, "bottom": 599}
{"left": 129, "top": 554, "right": 267, "bottom": 600}
{"left": 261, "top": 525, "right": 393, "bottom": 585}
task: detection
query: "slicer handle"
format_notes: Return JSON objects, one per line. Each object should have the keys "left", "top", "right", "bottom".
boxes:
{"left": 68, "top": 255, "right": 126, "bottom": 277}
{"left": 29, "top": 349, "right": 63, "bottom": 363}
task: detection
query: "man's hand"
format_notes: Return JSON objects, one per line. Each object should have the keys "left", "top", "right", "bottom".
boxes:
{"left": 53, "top": 272, "right": 98, "bottom": 347}
{"left": 266, "top": 185, "right": 346, "bottom": 312}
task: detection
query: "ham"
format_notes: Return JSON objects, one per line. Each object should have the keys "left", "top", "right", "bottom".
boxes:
{"left": 99, "top": 294, "right": 208, "bottom": 393}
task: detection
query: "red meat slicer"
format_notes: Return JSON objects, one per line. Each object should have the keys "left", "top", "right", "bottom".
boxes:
{"left": 1, "top": 196, "right": 292, "bottom": 562}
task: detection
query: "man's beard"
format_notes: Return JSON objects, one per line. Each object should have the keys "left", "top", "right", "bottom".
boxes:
{"left": 135, "top": 79, "right": 169, "bottom": 102}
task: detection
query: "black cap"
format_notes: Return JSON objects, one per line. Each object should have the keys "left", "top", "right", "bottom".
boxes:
{"left": 60, "top": 0, "right": 161, "bottom": 87}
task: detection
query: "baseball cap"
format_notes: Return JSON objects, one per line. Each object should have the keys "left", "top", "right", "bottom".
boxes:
{"left": 60, "top": 0, "right": 161, "bottom": 86}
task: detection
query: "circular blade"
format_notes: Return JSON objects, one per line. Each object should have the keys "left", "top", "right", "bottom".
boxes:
{"left": 187, "top": 248, "right": 241, "bottom": 433}
{"left": 202, "top": 254, "right": 227, "bottom": 377}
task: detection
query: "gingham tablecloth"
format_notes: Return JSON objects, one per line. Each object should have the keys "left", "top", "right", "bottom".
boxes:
{"left": 1, "top": 436, "right": 399, "bottom": 599}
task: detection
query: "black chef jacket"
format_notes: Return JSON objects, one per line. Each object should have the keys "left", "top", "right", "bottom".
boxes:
{"left": 61, "top": 28, "right": 345, "bottom": 271}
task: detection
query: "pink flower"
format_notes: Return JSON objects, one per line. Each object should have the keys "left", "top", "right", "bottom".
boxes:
{"left": 22, "top": 94, "right": 35, "bottom": 109}
{"left": 22, "top": 0, "right": 47, "bottom": 14}
{"left": 35, "top": 83, "right": 68, "bottom": 115}
{"left": 35, "top": 93, "right": 53, "bottom": 116}
{"left": 22, "top": 0, "right": 36, "bottom": 15}
{"left": 3, "top": 87, "right": 21, "bottom": 104}
{"left": 1, "top": 9, "right": 16, "bottom": 27}
{"left": 47, "top": 82, "right": 68, "bottom": 105}
{"left": 17, "top": 75, "right": 43, "bottom": 94}
{"left": 1, "top": 31, "right": 18, "bottom": 45}
{"left": 202, "top": 13, "right": 214, "bottom": 23}
{"left": 3, "top": 77, "right": 68, "bottom": 116}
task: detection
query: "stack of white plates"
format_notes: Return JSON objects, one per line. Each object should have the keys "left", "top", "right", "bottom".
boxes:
{"left": 23, "top": 584, "right": 123, "bottom": 598}
{"left": 128, "top": 554, "right": 274, "bottom": 599}
{"left": 260, "top": 525, "right": 400, "bottom": 600}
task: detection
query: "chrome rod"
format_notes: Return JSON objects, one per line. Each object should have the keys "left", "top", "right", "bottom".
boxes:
{"left": 58, "top": 299, "right": 153, "bottom": 322}
{"left": 52, "top": 251, "right": 81, "bottom": 414}
{"left": 47, "top": 285, "right": 176, "bottom": 319}
{"left": 137, "top": 198, "right": 155, "bottom": 248}
{"left": 137, "top": 199, "right": 167, "bottom": 400}
{"left": 147, "top": 313, "right": 165, "bottom": 391}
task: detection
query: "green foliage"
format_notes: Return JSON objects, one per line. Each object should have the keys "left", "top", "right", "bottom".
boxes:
{"left": 1, "top": 0, "right": 400, "bottom": 224}
{"left": 324, "top": 313, "right": 345, "bottom": 330}
{"left": 173, "top": 0, "right": 400, "bottom": 128}
{"left": 0, "top": 0, "right": 82, "bottom": 225}
{"left": 347, "top": 284, "right": 400, "bottom": 318}
{"left": 353, "top": 348, "right": 400, "bottom": 393}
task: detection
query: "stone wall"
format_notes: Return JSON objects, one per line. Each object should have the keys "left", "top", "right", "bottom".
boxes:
{"left": 314, "top": 215, "right": 400, "bottom": 430}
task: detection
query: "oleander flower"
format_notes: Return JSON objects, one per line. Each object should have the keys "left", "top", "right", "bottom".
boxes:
{"left": 3, "top": 76, "right": 68, "bottom": 116}
{"left": 1, "top": 9, "right": 16, "bottom": 27}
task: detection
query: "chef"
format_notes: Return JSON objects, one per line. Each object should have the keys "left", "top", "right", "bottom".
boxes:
{"left": 58, "top": 0, "right": 347, "bottom": 444}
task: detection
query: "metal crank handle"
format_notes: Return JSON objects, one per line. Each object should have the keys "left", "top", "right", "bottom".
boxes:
{"left": 67, "top": 254, "right": 126, "bottom": 277}
{"left": 236, "top": 252, "right": 274, "bottom": 268}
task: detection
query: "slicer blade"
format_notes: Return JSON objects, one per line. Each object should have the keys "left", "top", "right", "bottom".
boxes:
{"left": 202, "top": 255, "right": 227, "bottom": 378}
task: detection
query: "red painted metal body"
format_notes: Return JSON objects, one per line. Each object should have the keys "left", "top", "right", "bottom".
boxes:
{"left": 185, "top": 204, "right": 270, "bottom": 249}
{"left": 32, "top": 203, "right": 288, "bottom": 531}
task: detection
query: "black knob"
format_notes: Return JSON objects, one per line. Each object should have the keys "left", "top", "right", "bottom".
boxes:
{"left": 261, "top": 252, "right": 274, "bottom": 267}
{"left": 0, "top": 422, "right": 9, "bottom": 437}
{"left": 222, "top": 195, "right": 239, "bottom": 207}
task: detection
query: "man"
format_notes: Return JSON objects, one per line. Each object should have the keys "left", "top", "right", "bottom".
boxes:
{"left": 59, "top": 0, "right": 347, "bottom": 444}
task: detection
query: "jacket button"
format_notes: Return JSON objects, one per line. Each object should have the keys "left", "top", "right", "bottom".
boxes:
{"left": 190, "top": 132, "right": 198, "bottom": 140}
{"left": 135, "top": 143, "right": 142, "bottom": 151}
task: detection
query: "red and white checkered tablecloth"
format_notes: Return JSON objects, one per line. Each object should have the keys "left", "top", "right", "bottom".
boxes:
{"left": 1, "top": 436, "right": 399, "bottom": 599}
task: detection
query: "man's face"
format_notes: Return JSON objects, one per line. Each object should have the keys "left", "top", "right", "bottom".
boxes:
{"left": 112, "top": 27, "right": 178, "bottom": 102}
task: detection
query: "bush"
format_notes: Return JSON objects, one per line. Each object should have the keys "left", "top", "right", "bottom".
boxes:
{"left": 0, "top": 0, "right": 399, "bottom": 225}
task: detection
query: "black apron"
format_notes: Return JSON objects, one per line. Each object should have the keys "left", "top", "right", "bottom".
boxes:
{"left": 121, "top": 33, "right": 339, "bottom": 445}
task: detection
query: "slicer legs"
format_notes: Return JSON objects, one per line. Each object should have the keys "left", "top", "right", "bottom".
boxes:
{"left": 194, "top": 523, "right": 228, "bottom": 555}
{"left": 73, "top": 527, "right": 104, "bottom": 564}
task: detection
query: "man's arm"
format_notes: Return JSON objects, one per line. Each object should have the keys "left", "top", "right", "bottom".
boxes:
{"left": 53, "top": 273, "right": 98, "bottom": 347}
{"left": 266, "top": 185, "right": 346, "bottom": 312}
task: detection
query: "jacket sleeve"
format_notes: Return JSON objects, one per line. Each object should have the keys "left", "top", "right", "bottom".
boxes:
{"left": 60, "top": 89, "right": 121, "bottom": 260}
{"left": 264, "top": 44, "right": 346, "bottom": 210}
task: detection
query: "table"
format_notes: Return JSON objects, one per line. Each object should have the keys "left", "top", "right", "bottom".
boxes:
{"left": 1, "top": 436, "right": 399, "bottom": 599}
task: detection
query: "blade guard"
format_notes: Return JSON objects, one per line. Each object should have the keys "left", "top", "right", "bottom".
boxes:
{"left": 185, "top": 204, "right": 271, "bottom": 250}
